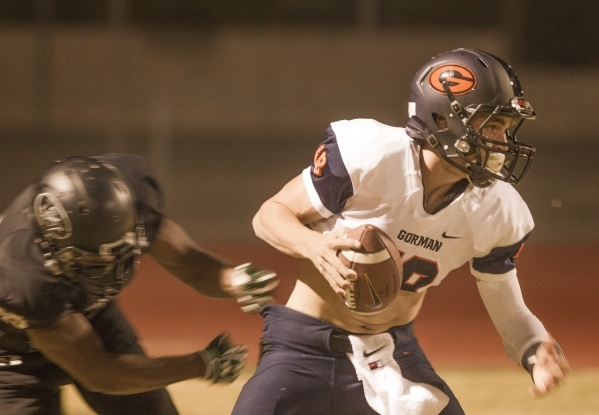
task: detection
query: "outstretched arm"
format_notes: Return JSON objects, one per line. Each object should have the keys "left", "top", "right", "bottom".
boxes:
{"left": 148, "top": 217, "right": 279, "bottom": 312}
{"left": 147, "top": 217, "right": 235, "bottom": 298}
{"left": 26, "top": 313, "right": 246, "bottom": 394}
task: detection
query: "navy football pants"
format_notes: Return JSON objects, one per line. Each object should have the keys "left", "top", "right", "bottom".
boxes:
{"left": 232, "top": 305, "right": 464, "bottom": 415}
{"left": 0, "top": 300, "right": 179, "bottom": 415}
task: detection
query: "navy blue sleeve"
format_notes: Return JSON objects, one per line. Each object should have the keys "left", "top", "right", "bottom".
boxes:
{"left": 472, "top": 233, "right": 531, "bottom": 274}
{"left": 309, "top": 126, "right": 354, "bottom": 214}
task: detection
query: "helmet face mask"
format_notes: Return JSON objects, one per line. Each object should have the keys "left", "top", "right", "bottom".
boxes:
{"left": 33, "top": 157, "right": 146, "bottom": 297}
{"left": 450, "top": 107, "right": 535, "bottom": 187}
{"left": 51, "top": 228, "right": 144, "bottom": 296}
{"left": 408, "top": 48, "right": 536, "bottom": 187}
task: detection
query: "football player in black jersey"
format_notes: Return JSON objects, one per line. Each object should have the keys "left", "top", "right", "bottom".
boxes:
{"left": 0, "top": 154, "right": 278, "bottom": 415}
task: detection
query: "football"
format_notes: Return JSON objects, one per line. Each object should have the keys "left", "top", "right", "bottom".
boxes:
{"left": 337, "top": 224, "right": 402, "bottom": 315}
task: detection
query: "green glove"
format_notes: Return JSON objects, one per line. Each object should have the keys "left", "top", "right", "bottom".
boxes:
{"left": 231, "top": 263, "right": 279, "bottom": 313}
{"left": 197, "top": 332, "right": 248, "bottom": 383}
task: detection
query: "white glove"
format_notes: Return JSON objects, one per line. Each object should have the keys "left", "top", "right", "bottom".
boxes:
{"left": 231, "top": 263, "right": 279, "bottom": 313}
{"left": 197, "top": 332, "right": 247, "bottom": 383}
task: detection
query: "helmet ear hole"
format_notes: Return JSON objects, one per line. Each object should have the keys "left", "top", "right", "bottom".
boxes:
{"left": 432, "top": 114, "right": 448, "bottom": 131}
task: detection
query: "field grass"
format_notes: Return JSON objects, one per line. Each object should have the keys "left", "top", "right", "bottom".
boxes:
{"left": 62, "top": 366, "right": 599, "bottom": 415}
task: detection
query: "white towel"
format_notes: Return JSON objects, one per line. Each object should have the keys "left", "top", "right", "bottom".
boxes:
{"left": 346, "top": 333, "right": 449, "bottom": 415}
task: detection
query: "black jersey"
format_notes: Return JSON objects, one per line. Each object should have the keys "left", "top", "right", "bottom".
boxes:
{"left": 0, "top": 154, "right": 164, "bottom": 354}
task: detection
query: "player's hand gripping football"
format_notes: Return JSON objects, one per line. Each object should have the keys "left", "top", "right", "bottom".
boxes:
{"left": 529, "top": 335, "right": 570, "bottom": 397}
{"left": 305, "top": 227, "right": 361, "bottom": 296}
{"left": 197, "top": 332, "right": 248, "bottom": 383}
{"left": 230, "top": 263, "right": 279, "bottom": 313}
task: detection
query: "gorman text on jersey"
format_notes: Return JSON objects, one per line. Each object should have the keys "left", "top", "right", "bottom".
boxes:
{"left": 397, "top": 230, "right": 443, "bottom": 252}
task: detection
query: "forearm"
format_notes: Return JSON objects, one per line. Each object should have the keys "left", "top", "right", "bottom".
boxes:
{"left": 148, "top": 218, "right": 234, "bottom": 298}
{"left": 476, "top": 275, "right": 549, "bottom": 364}
{"left": 252, "top": 200, "right": 319, "bottom": 259}
{"left": 27, "top": 314, "right": 208, "bottom": 395}
{"left": 158, "top": 246, "right": 234, "bottom": 298}
{"left": 83, "top": 352, "right": 205, "bottom": 395}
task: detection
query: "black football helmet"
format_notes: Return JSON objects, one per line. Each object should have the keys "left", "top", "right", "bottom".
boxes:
{"left": 33, "top": 157, "right": 147, "bottom": 297}
{"left": 407, "top": 48, "right": 536, "bottom": 187}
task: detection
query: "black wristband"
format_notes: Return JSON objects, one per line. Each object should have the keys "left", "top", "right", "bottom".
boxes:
{"left": 521, "top": 342, "right": 542, "bottom": 378}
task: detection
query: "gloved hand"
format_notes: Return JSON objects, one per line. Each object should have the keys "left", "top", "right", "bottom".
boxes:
{"left": 231, "top": 263, "right": 279, "bottom": 313}
{"left": 197, "top": 332, "right": 248, "bottom": 383}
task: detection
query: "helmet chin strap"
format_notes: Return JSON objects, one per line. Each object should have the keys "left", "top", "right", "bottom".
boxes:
{"left": 467, "top": 170, "right": 493, "bottom": 188}
{"left": 406, "top": 116, "right": 506, "bottom": 189}
{"left": 466, "top": 153, "right": 506, "bottom": 188}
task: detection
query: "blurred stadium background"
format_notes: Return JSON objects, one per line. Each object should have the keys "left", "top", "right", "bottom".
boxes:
{"left": 1, "top": 1, "right": 598, "bottom": 413}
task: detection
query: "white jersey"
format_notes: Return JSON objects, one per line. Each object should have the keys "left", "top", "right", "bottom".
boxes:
{"left": 302, "top": 118, "right": 534, "bottom": 293}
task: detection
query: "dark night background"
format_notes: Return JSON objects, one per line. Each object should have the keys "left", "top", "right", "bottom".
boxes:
{"left": 1, "top": 0, "right": 598, "bottom": 372}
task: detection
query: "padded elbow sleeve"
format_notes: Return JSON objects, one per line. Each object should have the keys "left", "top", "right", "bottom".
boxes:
{"left": 477, "top": 276, "right": 549, "bottom": 364}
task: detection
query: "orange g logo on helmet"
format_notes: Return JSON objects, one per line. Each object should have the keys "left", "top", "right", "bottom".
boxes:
{"left": 429, "top": 64, "right": 477, "bottom": 95}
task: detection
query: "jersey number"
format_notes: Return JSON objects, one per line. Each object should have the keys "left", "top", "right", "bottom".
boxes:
{"left": 398, "top": 252, "right": 439, "bottom": 292}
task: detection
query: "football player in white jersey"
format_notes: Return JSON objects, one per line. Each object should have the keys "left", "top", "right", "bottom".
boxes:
{"left": 232, "top": 49, "right": 569, "bottom": 415}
